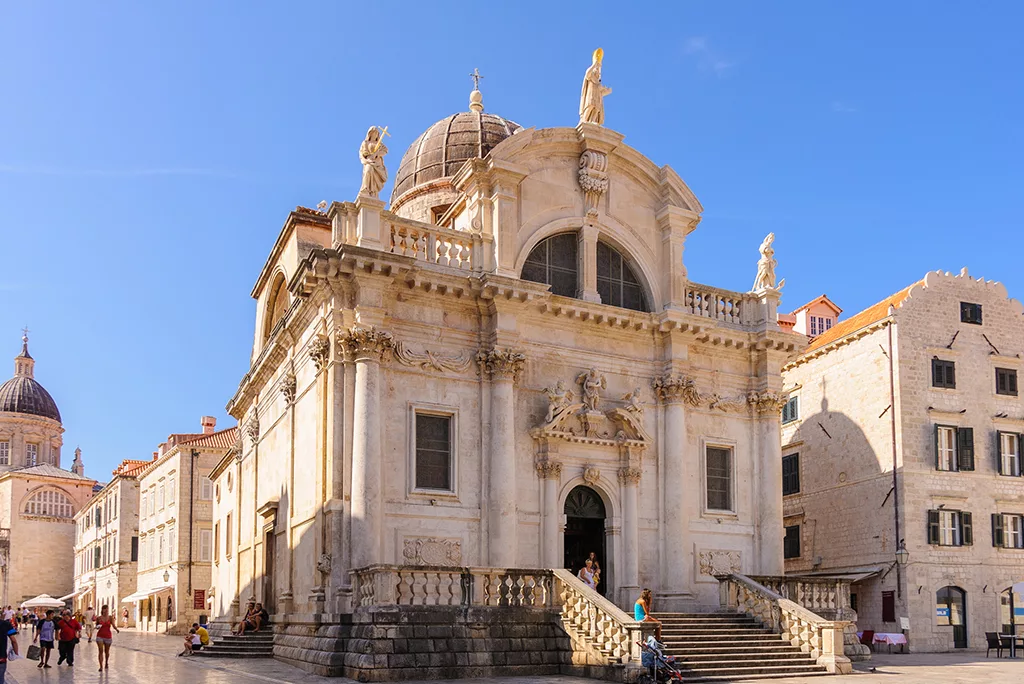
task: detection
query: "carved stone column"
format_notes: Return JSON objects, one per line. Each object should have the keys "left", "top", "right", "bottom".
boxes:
{"left": 750, "top": 390, "right": 785, "bottom": 575}
{"left": 618, "top": 466, "right": 642, "bottom": 604}
{"left": 577, "top": 224, "right": 601, "bottom": 303}
{"left": 653, "top": 374, "right": 701, "bottom": 607}
{"left": 536, "top": 458, "right": 562, "bottom": 567}
{"left": 342, "top": 327, "right": 394, "bottom": 569}
{"left": 480, "top": 348, "right": 526, "bottom": 566}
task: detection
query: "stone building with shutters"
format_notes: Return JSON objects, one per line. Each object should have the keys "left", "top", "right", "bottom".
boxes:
{"left": 0, "top": 334, "right": 97, "bottom": 605}
{"left": 212, "top": 70, "right": 805, "bottom": 672}
{"left": 781, "top": 268, "right": 1024, "bottom": 652}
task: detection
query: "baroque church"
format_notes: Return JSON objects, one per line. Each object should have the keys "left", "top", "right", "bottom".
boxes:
{"left": 0, "top": 334, "right": 97, "bottom": 605}
{"left": 211, "top": 53, "right": 804, "bottom": 639}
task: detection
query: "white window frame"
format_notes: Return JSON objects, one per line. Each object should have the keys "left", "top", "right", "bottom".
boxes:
{"left": 167, "top": 525, "right": 175, "bottom": 561}
{"left": 1005, "top": 514, "right": 1024, "bottom": 549}
{"left": 200, "top": 476, "right": 214, "bottom": 501}
{"left": 937, "top": 426, "right": 957, "bottom": 471}
{"left": 782, "top": 395, "right": 799, "bottom": 424}
{"left": 167, "top": 477, "right": 176, "bottom": 505}
{"left": 701, "top": 438, "right": 738, "bottom": 515}
{"left": 140, "top": 492, "right": 148, "bottom": 519}
{"left": 199, "top": 529, "right": 212, "bottom": 562}
{"left": 407, "top": 403, "right": 459, "bottom": 497}
{"left": 940, "top": 510, "right": 961, "bottom": 546}
{"left": 157, "top": 484, "right": 165, "bottom": 510}
{"left": 25, "top": 443, "right": 37, "bottom": 466}
{"left": 0, "top": 441, "right": 8, "bottom": 465}
{"left": 1000, "top": 432, "right": 1021, "bottom": 477}
{"left": 225, "top": 513, "right": 233, "bottom": 559}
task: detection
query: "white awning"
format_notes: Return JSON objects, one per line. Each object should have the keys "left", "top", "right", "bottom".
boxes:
{"left": 120, "top": 584, "right": 173, "bottom": 603}
{"left": 58, "top": 585, "right": 93, "bottom": 602}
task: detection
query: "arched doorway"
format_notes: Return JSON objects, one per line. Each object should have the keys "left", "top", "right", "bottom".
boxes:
{"left": 936, "top": 586, "right": 967, "bottom": 648}
{"left": 1000, "top": 583, "right": 1024, "bottom": 635}
{"left": 563, "top": 485, "right": 606, "bottom": 595}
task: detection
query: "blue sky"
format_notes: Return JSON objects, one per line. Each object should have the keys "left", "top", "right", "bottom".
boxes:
{"left": 1, "top": 2, "right": 1022, "bottom": 479}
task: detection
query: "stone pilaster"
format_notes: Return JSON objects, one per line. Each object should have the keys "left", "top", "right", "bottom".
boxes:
{"left": 536, "top": 458, "right": 562, "bottom": 567}
{"left": 618, "top": 466, "right": 642, "bottom": 604}
{"left": 750, "top": 390, "right": 785, "bottom": 574}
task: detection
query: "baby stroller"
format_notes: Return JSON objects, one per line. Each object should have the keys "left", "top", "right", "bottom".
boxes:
{"left": 637, "top": 636, "right": 684, "bottom": 684}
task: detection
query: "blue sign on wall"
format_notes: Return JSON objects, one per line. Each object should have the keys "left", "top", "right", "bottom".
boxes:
{"left": 1014, "top": 607, "right": 1024, "bottom": 617}
{"left": 936, "top": 607, "right": 950, "bottom": 618}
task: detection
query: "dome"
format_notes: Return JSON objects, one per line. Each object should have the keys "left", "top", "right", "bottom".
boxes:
{"left": 0, "top": 376, "right": 61, "bottom": 422}
{"left": 391, "top": 109, "right": 522, "bottom": 208}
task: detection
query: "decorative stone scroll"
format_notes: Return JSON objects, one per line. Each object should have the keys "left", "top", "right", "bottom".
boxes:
{"left": 394, "top": 341, "right": 473, "bottom": 373}
{"left": 582, "top": 465, "right": 602, "bottom": 486}
{"left": 477, "top": 348, "right": 526, "bottom": 383}
{"left": 748, "top": 390, "right": 785, "bottom": 414}
{"left": 578, "top": 150, "right": 609, "bottom": 217}
{"left": 340, "top": 327, "right": 394, "bottom": 363}
{"left": 402, "top": 537, "right": 463, "bottom": 567}
{"left": 278, "top": 372, "right": 297, "bottom": 405}
{"left": 698, "top": 549, "right": 742, "bottom": 577}
{"left": 308, "top": 334, "right": 331, "bottom": 372}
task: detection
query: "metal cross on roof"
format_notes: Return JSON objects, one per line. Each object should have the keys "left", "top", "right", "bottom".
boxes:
{"left": 469, "top": 68, "right": 484, "bottom": 91}
{"left": 21, "top": 325, "right": 29, "bottom": 341}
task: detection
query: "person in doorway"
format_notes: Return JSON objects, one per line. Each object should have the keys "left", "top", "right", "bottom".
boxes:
{"left": 55, "top": 609, "right": 81, "bottom": 667}
{"left": 94, "top": 604, "right": 119, "bottom": 671}
{"left": 587, "top": 552, "right": 602, "bottom": 588}
{"left": 33, "top": 609, "right": 56, "bottom": 669}
{"left": 634, "top": 588, "right": 662, "bottom": 640}
{"left": 83, "top": 605, "right": 95, "bottom": 642}
{"left": 578, "top": 558, "right": 598, "bottom": 589}
{"left": 0, "top": 608, "right": 18, "bottom": 683}
{"left": 121, "top": 607, "right": 129, "bottom": 629}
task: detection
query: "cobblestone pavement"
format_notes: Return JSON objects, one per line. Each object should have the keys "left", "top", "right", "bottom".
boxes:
{"left": 3, "top": 629, "right": 1022, "bottom": 683}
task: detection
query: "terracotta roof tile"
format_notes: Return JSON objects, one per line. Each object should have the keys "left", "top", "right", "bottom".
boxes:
{"left": 177, "top": 427, "right": 238, "bottom": 451}
{"left": 113, "top": 459, "right": 151, "bottom": 478}
{"left": 803, "top": 281, "right": 921, "bottom": 354}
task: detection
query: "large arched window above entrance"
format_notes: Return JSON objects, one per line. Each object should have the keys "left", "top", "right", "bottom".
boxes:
{"left": 597, "top": 242, "right": 649, "bottom": 312}
{"left": 564, "top": 485, "right": 606, "bottom": 519}
{"left": 521, "top": 233, "right": 578, "bottom": 298}
{"left": 24, "top": 488, "right": 74, "bottom": 518}
{"left": 262, "top": 274, "right": 289, "bottom": 344}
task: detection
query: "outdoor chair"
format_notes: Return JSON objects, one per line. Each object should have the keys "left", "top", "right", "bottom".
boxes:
{"left": 985, "top": 632, "right": 1009, "bottom": 658}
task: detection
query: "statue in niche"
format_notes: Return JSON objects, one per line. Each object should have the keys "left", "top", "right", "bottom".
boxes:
{"left": 359, "top": 126, "right": 389, "bottom": 198}
{"left": 543, "top": 380, "right": 576, "bottom": 423}
{"left": 622, "top": 387, "right": 644, "bottom": 416}
{"left": 579, "top": 48, "right": 612, "bottom": 125}
{"left": 577, "top": 368, "right": 607, "bottom": 411}
{"left": 752, "top": 232, "right": 785, "bottom": 291}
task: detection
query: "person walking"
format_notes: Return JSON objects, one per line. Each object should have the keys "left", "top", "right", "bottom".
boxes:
{"left": 55, "top": 609, "right": 81, "bottom": 667}
{"left": 0, "top": 608, "right": 18, "bottom": 683}
{"left": 121, "top": 607, "right": 129, "bottom": 629}
{"left": 83, "top": 605, "right": 95, "bottom": 643}
{"left": 33, "top": 609, "right": 56, "bottom": 669}
{"left": 577, "top": 558, "right": 598, "bottom": 589}
{"left": 94, "top": 605, "right": 119, "bottom": 672}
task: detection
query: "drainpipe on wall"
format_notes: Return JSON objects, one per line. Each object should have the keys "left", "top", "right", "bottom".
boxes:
{"left": 886, "top": 313, "right": 902, "bottom": 600}
{"left": 189, "top": 449, "right": 196, "bottom": 600}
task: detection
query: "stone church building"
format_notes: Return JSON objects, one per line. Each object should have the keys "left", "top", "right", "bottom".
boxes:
{"left": 212, "top": 70, "right": 806, "bottom": 643}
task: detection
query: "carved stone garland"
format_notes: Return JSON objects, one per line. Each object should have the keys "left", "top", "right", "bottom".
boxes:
{"left": 402, "top": 538, "right": 463, "bottom": 567}
{"left": 578, "top": 150, "right": 609, "bottom": 218}
{"left": 477, "top": 348, "right": 526, "bottom": 384}
{"left": 394, "top": 341, "right": 473, "bottom": 373}
{"left": 279, "top": 372, "right": 297, "bottom": 405}
{"left": 244, "top": 411, "right": 260, "bottom": 443}
{"left": 340, "top": 327, "right": 395, "bottom": 362}
{"left": 308, "top": 335, "right": 332, "bottom": 372}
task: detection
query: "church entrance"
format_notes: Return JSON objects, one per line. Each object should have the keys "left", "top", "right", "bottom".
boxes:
{"left": 563, "top": 485, "right": 606, "bottom": 596}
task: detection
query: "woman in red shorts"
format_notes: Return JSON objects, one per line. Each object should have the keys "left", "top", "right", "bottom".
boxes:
{"left": 93, "top": 605, "right": 120, "bottom": 672}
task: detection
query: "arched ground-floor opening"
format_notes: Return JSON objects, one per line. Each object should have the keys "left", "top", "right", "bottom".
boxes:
{"left": 1000, "top": 582, "right": 1024, "bottom": 635}
{"left": 563, "top": 485, "right": 607, "bottom": 597}
{"left": 936, "top": 586, "right": 967, "bottom": 649}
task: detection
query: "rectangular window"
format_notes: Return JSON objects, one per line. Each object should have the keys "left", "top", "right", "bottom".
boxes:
{"left": 415, "top": 413, "right": 453, "bottom": 491}
{"left": 0, "top": 441, "right": 9, "bottom": 465}
{"left": 810, "top": 317, "right": 819, "bottom": 336}
{"left": 993, "top": 513, "right": 1024, "bottom": 549}
{"left": 225, "top": 513, "right": 233, "bottom": 558}
{"left": 935, "top": 426, "right": 974, "bottom": 471}
{"left": 199, "top": 529, "right": 212, "bottom": 562}
{"left": 140, "top": 493, "right": 148, "bottom": 518}
{"left": 782, "top": 453, "right": 800, "bottom": 495}
{"left": 167, "top": 477, "right": 175, "bottom": 505}
{"left": 158, "top": 532, "right": 165, "bottom": 564}
{"left": 200, "top": 477, "right": 214, "bottom": 501}
{"left": 932, "top": 359, "right": 956, "bottom": 389}
{"left": 784, "top": 524, "right": 801, "bottom": 559}
{"left": 95, "top": 507, "right": 102, "bottom": 527}
{"left": 148, "top": 535, "right": 155, "bottom": 567}
{"left": 996, "top": 368, "right": 1018, "bottom": 396}
{"left": 705, "top": 446, "right": 733, "bottom": 512}
{"left": 93, "top": 546, "right": 101, "bottom": 568}
{"left": 168, "top": 526, "right": 175, "bottom": 561}
{"left": 882, "top": 591, "right": 896, "bottom": 623}
{"left": 929, "top": 509, "right": 972, "bottom": 546}
{"left": 999, "top": 432, "right": 1022, "bottom": 477}
{"left": 214, "top": 522, "right": 220, "bottom": 563}
{"left": 782, "top": 395, "right": 799, "bottom": 424}
{"left": 26, "top": 443, "right": 37, "bottom": 466}
{"left": 960, "top": 302, "right": 983, "bottom": 325}
{"left": 149, "top": 487, "right": 156, "bottom": 515}
{"left": 131, "top": 536, "right": 138, "bottom": 562}
{"left": 157, "top": 485, "right": 165, "bottom": 510}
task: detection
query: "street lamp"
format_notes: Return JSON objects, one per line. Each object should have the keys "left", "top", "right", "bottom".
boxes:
{"left": 895, "top": 539, "right": 909, "bottom": 566}
{"left": 163, "top": 570, "right": 170, "bottom": 584}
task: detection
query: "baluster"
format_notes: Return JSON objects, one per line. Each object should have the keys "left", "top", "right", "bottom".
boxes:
{"left": 459, "top": 240, "right": 471, "bottom": 268}
{"left": 437, "top": 238, "right": 451, "bottom": 267}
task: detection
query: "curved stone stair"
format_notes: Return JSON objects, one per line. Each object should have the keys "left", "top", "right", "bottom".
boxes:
{"left": 654, "top": 612, "right": 829, "bottom": 682}
{"left": 192, "top": 631, "right": 275, "bottom": 659}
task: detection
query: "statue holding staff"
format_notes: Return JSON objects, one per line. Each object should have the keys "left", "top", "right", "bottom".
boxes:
{"left": 579, "top": 48, "right": 612, "bottom": 126}
{"left": 359, "top": 126, "right": 390, "bottom": 198}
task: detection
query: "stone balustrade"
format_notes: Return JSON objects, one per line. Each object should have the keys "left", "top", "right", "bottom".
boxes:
{"left": 386, "top": 218, "right": 486, "bottom": 271}
{"left": 748, "top": 575, "right": 847, "bottom": 613}
{"left": 350, "top": 565, "right": 649, "bottom": 667}
{"left": 718, "top": 573, "right": 853, "bottom": 674}
{"left": 683, "top": 282, "right": 757, "bottom": 325}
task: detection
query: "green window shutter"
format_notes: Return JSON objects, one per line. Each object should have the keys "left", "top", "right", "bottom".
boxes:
{"left": 1020, "top": 435, "right": 1024, "bottom": 477}
{"left": 961, "top": 511, "right": 973, "bottom": 546}
{"left": 927, "top": 510, "right": 940, "bottom": 545}
{"left": 948, "top": 362, "right": 955, "bottom": 388}
{"left": 934, "top": 424, "right": 940, "bottom": 470}
{"left": 997, "top": 431, "right": 1006, "bottom": 475}
{"left": 993, "top": 513, "right": 1005, "bottom": 548}
{"left": 958, "top": 427, "right": 975, "bottom": 471}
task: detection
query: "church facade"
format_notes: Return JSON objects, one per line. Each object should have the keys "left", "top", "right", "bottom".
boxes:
{"left": 213, "top": 70, "right": 804, "bottom": 628}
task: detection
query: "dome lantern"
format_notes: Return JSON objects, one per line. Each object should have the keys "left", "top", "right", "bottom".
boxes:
{"left": 0, "top": 332, "right": 61, "bottom": 422}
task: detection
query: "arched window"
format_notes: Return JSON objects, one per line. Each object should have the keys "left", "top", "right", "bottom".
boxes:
{"left": 262, "top": 275, "right": 289, "bottom": 343}
{"left": 24, "top": 489, "right": 74, "bottom": 518}
{"left": 597, "top": 242, "right": 649, "bottom": 312}
{"left": 521, "top": 233, "right": 578, "bottom": 298}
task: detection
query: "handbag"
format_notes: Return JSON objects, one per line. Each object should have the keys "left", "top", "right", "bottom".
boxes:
{"left": 26, "top": 644, "right": 40, "bottom": 661}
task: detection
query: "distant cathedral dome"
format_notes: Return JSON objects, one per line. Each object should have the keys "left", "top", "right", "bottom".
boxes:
{"left": 0, "top": 335, "right": 61, "bottom": 422}
{"left": 391, "top": 85, "right": 521, "bottom": 222}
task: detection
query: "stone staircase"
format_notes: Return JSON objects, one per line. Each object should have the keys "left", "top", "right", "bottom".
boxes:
{"left": 656, "top": 612, "right": 829, "bottom": 682}
{"left": 192, "top": 630, "right": 275, "bottom": 659}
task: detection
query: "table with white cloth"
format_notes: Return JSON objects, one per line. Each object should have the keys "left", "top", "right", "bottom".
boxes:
{"left": 857, "top": 632, "right": 907, "bottom": 653}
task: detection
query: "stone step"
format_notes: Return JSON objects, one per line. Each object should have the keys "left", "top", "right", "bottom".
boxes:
{"left": 214, "top": 634, "right": 275, "bottom": 642}
{"left": 663, "top": 634, "right": 783, "bottom": 644}
{"left": 685, "top": 672, "right": 831, "bottom": 683}
{"left": 677, "top": 663, "right": 828, "bottom": 678}
{"left": 653, "top": 613, "right": 742, "bottom": 618}
{"left": 675, "top": 652, "right": 816, "bottom": 664}
{"left": 668, "top": 644, "right": 803, "bottom": 655}
{"left": 661, "top": 626, "right": 771, "bottom": 634}
{"left": 192, "top": 649, "right": 274, "bottom": 659}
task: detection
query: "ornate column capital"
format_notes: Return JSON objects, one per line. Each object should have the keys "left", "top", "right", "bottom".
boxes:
{"left": 477, "top": 348, "right": 526, "bottom": 384}
{"left": 308, "top": 334, "right": 332, "bottom": 372}
{"left": 653, "top": 374, "right": 701, "bottom": 406}
{"left": 535, "top": 460, "right": 562, "bottom": 480}
{"left": 278, "top": 372, "right": 297, "bottom": 405}
{"left": 748, "top": 390, "right": 785, "bottom": 415}
{"left": 339, "top": 327, "right": 394, "bottom": 363}
{"left": 617, "top": 466, "right": 642, "bottom": 486}
{"left": 244, "top": 410, "right": 260, "bottom": 443}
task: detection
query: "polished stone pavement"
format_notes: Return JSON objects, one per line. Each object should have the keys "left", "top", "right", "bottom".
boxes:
{"left": 2, "top": 629, "right": 1022, "bottom": 683}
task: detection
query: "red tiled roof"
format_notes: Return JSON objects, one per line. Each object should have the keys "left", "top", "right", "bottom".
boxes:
{"left": 790, "top": 294, "right": 843, "bottom": 316}
{"left": 177, "top": 427, "right": 239, "bottom": 451}
{"left": 803, "top": 281, "right": 921, "bottom": 354}
{"left": 113, "top": 459, "right": 151, "bottom": 478}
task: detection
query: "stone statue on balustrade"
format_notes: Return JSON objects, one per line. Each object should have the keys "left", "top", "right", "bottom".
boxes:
{"left": 359, "top": 126, "right": 390, "bottom": 198}
{"left": 577, "top": 368, "right": 607, "bottom": 411}
{"left": 752, "top": 232, "right": 785, "bottom": 292}
{"left": 542, "top": 380, "right": 576, "bottom": 424}
{"left": 579, "top": 48, "right": 612, "bottom": 125}
{"left": 622, "top": 387, "right": 644, "bottom": 417}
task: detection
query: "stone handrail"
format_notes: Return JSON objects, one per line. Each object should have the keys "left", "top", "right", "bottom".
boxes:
{"left": 718, "top": 573, "right": 852, "bottom": 674}
{"left": 387, "top": 219, "right": 488, "bottom": 271}
{"left": 683, "top": 282, "right": 755, "bottom": 325}
{"left": 552, "top": 569, "right": 650, "bottom": 665}
{"left": 747, "top": 575, "right": 848, "bottom": 614}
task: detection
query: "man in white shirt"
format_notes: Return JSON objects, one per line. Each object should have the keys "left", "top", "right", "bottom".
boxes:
{"left": 83, "top": 606, "right": 95, "bottom": 643}
{"left": 1, "top": 607, "right": 13, "bottom": 623}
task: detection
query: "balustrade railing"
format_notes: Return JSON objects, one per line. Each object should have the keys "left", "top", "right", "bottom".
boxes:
{"left": 748, "top": 575, "right": 847, "bottom": 613}
{"left": 718, "top": 573, "right": 853, "bottom": 674}
{"left": 683, "top": 282, "right": 755, "bottom": 325}
{"left": 387, "top": 220, "right": 485, "bottom": 271}
{"left": 350, "top": 565, "right": 648, "bottom": 666}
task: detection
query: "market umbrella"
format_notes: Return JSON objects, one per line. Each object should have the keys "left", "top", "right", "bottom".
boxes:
{"left": 20, "top": 594, "right": 66, "bottom": 609}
